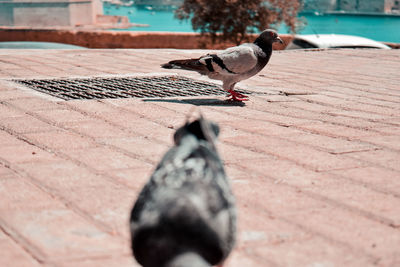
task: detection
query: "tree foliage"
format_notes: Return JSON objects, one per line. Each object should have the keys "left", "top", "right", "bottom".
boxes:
{"left": 175, "top": 0, "right": 302, "bottom": 45}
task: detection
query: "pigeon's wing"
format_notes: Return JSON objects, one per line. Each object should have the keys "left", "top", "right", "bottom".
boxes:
{"left": 199, "top": 45, "right": 258, "bottom": 75}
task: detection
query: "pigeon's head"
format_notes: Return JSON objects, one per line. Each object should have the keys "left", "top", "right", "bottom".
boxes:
{"left": 173, "top": 116, "right": 220, "bottom": 145}
{"left": 256, "top": 29, "right": 283, "bottom": 45}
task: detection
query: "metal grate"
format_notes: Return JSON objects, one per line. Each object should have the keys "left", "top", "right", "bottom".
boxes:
{"left": 13, "top": 76, "right": 252, "bottom": 101}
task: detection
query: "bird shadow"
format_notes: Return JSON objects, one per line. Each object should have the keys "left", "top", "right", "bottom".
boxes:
{"left": 142, "top": 98, "right": 246, "bottom": 107}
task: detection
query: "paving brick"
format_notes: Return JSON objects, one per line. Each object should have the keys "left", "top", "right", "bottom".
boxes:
{"left": 1, "top": 208, "right": 127, "bottom": 261}
{"left": 372, "top": 126, "right": 400, "bottom": 135}
{"left": 24, "top": 130, "right": 96, "bottom": 150}
{"left": 0, "top": 143, "right": 59, "bottom": 164}
{"left": 0, "top": 103, "right": 25, "bottom": 119}
{"left": 0, "top": 116, "right": 57, "bottom": 134}
{"left": 100, "top": 136, "right": 169, "bottom": 163}
{"left": 64, "top": 146, "right": 151, "bottom": 172}
{"left": 295, "top": 122, "right": 380, "bottom": 139}
{"left": 0, "top": 230, "right": 41, "bottom": 267}
{"left": 17, "top": 161, "right": 100, "bottom": 193}
{"left": 281, "top": 132, "right": 377, "bottom": 154}
{"left": 5, "top": 97, "right": 65, "bottom": 111}
{"left": 62, "top": 99, "right": 120, "bottom": 115}
{"left": 221, "top": 119, "right": 304, "bottom": 137}
{"left": 63, "top": 120, "right": 131, "bottom": 139}
{"left": 218, "top": 143, "right": 264, "bottom": 164}
{"left": 0, "top": 165, "right": 15, "bottom": 178}
{"left": 121, "top": 119, "right": 175, "bottom": 144}
{"left": 0, "top": 90, "right": 35, "bottom": 100}
{"left": 249, "top": 236, "right": 373, "bottom": 267}
{"left": 10, "top": 161, "right": 135, "bottom": 234}
{"left": 284, "top": 205, "right": 400, "bottom": 261}
{"left": 226, "top": 134, "right": 367, "bottom": 171}
{"left": 55, "top": 256, "right": 140, "bottom": 267}
{"left": 347, "top": 149, "right": 400, "bottom": 171}
{"left": 0, "top": 177, "right": 65, "bottom": 211}
{"left": 0, "top": 130, "right": 25, "bottom": 146}
{"left": 33, "top": 109, "right": 91, "bottom": 125}
{"left": 329, "top": 167, "right": 400, "bottom": 196}
{"left": 106, "top": 167, "right": 153, "bottom": 190}
{"left": 358, "top": 135, "right": 400, "bottom": 151}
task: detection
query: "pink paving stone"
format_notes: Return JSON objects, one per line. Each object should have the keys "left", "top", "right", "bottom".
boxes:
{"left": 221, "top": 119, "right": 305, "bottom": 137}
{"left": 226, "top": 134, "right": 367, "bottom": 171}
{"left": 24, "top": 130, "right": 96, "bottom": 150}
{"left": 64, "top": 146, "right": 151, "bottom": 172}
{"left": 106, "top": 167, "right": 154, "bottom": 190}
{"left": 218, "top": 143, "right": 265, "bottom": 164}
{"left": 0, "top": 90, "right": 37, "bottom": 100}
{"left": 0, "top": 230, "right": 41, "bottom": 267}
{"left": 0, "top": 116, "right": 57, "bottom": 134}
{"left": 357, "top": 135, "right": 400, "bottom": 151}
{"left": 372, "top": 126, "right": 400, "bottom": 135}
{"left": 63, "top": 120, "right": 132, "bottom": 139}
{"left": 116, "top": 101, "right": 186, "bottom": 126}
{"left": 0, "top": 130, "right": 25, "bottom": 146}
{"left": 328, "top": 167, "right": 400, "bottom": 195}
{"left": 0, "top": 103, "right": 26, "bottom": 119}
{"left": 62, "top": 99, "right": 121, "bottom": 115}
{"left": 347, "top": 149, "right": 400, "bottom": 171}
{"left": 295, "top": 121, "right": 381, "bottom": 139}
{"left": 212, "top": 104, "right": 316, "bottom": 126}
{"left": 281, "top": 132, "right": 377, "bottom": 154}
{"left": 0, "top": 143, "right": 59, "bottom": 164}
{"left": 17, "top": 161, "right": 104, "bottom": 194}
{"left": 1, "top": 208, "right": 128, "bottom": 261}
{"left": 232, "top": 174, "right": 326, "bottom": 217}
{"left": 33, "top": 109, "right": 92, "bottom": 125}
{"left": 121, "top": 119, "right": 176, "bottom": 144}
{"left": 0, "top": 177, "right": 65, "bottom": 211}
{"left": 4, "top": 97, "right": 65, "bottom": 111}
{"left": 0, "top": 165, "right": 16, "bottom": 178}
{"left": 55, "top": 256, "right": 140, "bottom": 267}
{"left": 284, "top": 205, "right": 400, "bottom": 261}
{"left": 250, "top": 236, "right": 374, "bottom": 267}
{"left": 99, "top": 136, "right": 170, "bottom": 163}
{"left": 24, "top": 168, "right": 139, "bottom": 237}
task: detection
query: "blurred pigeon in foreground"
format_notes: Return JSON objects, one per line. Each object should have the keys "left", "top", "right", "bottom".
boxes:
{"left": 130, "top": 116, "right": 236, "bottom": 267}
{"left": 161, "top": 29, "right": 283, "bottom": 101}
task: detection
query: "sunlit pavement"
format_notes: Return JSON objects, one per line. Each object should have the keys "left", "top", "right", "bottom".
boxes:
{"left": 0, "top": 48, "right": 399, "bottom": 266}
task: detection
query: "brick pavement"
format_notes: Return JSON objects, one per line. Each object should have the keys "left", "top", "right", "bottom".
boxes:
{"left": 0, "top": 48, "right": 399, "bottom": 267}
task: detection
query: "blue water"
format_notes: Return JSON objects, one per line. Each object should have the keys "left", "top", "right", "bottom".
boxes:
{"left": 104, "top": 4, "right": 400, "bottom": 43}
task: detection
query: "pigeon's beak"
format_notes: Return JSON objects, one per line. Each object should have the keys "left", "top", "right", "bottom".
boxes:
{"left": 274, "top": 36, "right": 284, "bottom": 44}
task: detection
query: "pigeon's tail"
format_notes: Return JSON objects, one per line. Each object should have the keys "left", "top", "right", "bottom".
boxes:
{"left": 161, "top": 58, "right": 209, "bottom": 74}
{"left": 165, "top": 252, "right": 211, "bottom": 267}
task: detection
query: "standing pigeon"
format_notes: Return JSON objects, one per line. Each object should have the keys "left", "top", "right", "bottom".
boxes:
{"left": 161, "top": 29, "right": 283, "bottom": 101}
{"left": 130, "top": 116, "right": 236, "bottom": 267}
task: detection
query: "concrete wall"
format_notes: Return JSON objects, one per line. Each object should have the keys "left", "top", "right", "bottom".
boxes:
{"left": 0, "top": 0, "right": 101, "bottom": 26}
{"left": 337, "top": 0, "right": 357, "bottom": 11}
{"left": 0, "top": 3, "right": 14, "bottom": 26}
{"left": 0, "top": 29, "right": 292, "bottom": 50}
{"left": 303, "top": 0, "right": 337, "bottom": 11}
{"left": 358, "top": 0, "right": 384, "bottom": 12}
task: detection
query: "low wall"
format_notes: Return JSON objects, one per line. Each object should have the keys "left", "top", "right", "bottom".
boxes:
{"left": 0, "top": 28, "right": 293, "bottom": 50}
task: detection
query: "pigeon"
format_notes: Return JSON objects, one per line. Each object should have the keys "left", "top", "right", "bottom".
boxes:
{"left": 161, "top": 29, "right": 283, "bottom": 101}
{"left": 130, "top": 116, "right": 236, "bottom": 267}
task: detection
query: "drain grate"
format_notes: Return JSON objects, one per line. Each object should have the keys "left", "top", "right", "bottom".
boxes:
{"left": 13, "top": 76, "right": 252, "bottom": 101}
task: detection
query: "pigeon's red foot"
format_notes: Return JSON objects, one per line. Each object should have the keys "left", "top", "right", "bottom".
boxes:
{"left": 227, "top": 89, "right": 249, "bottom": 102}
